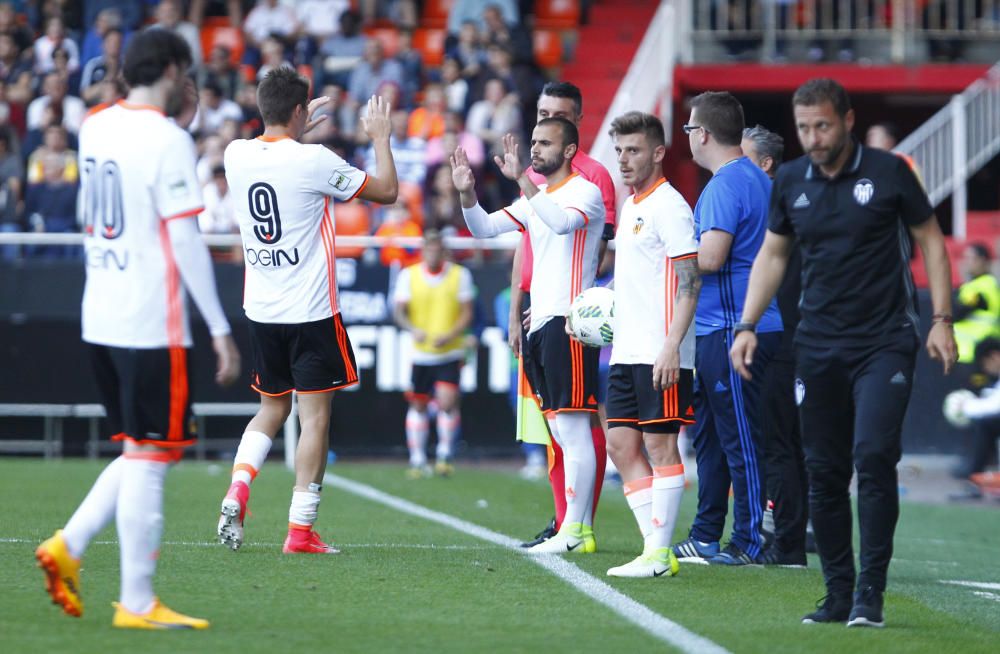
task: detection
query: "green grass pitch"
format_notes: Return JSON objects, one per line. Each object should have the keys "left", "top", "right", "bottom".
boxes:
{"left": 1, "top": 458, "right": 997, "bottom": 653}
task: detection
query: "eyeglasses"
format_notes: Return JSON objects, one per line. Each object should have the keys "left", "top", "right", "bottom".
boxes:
{"left": 682, "top": 124, "right": 707, "bottom": 135}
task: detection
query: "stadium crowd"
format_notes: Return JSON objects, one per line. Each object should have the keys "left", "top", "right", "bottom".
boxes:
{"left": 0, "top": 0, "right": 549, "bottom": 262}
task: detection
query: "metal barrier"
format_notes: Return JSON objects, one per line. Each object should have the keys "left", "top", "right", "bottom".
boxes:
{"left": 896, "top": 61, "right": 1000, "bottom": 237}
{"left": 0, "top": 402, "right": 299, "bottom": 462}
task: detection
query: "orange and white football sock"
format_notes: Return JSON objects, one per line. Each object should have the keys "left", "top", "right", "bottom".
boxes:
{"left": 288, "top": 486, "right": 321, "bottom": 532}
{"left": 623, "top": 476, "right": 654, "bottom": 547}
{"left": 62, "top": 455, "right": 125, "bottom": 559}
{"left": 405, "top": 408, "right": 429, "bottom": 467}
{"left": 649, "top": 465, "right": 685, "bottom": 550}
{"left": 435, "top": 410, "right": 459, "bottom": 462}
{"left": 553, "top": 412, "right": 595, "bottom": 529}
{"left": 231, "top": 431, "right": 272, "bottom": 486}
{"left": 117, "top": 456, "right": 169, "bottom": 615}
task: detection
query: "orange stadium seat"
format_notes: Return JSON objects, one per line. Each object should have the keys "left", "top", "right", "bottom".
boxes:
{"left": 412, "top": 28, "right": 446, "bottom": 67}
{"left": 334, "top": 201, "right": 371, "bottom": 259}
{"left": 421, "top": 0, "right": 454, "bottom": 28}
{"left": 202, "top": 25, "right": 245, "bottom": 65}
{"left": 364, "top": 27, "right": 401, "bottom": 57}
{"left": 533, "top": 30, "right": 563, "bottom": 69}
{"left": 534, "top": 0, "right": 581, "bottom": 29}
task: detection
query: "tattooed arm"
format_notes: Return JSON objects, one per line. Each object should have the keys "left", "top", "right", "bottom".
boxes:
{"left": 652, "top": 256, "right": 701, "bottom": 391}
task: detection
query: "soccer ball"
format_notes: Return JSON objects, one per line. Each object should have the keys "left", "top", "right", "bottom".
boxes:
{"left": 943, "top": 389, "right": 976, "bottom": 428}
{"left": 568, "top": 286, "right": 614, "bottom": 348}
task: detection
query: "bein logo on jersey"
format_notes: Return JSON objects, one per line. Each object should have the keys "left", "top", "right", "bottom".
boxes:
{"left": 249, "top": 182, "right": 282, "bottom": 244}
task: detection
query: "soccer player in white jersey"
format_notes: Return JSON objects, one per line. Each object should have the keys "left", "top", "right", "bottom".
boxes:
{"left": 35, "top": 29, "right": 241, "bottom": 629}
{"left": 217, "top": 67, "right": 397, "bottom": 554}
{"left": 452, "top": 117, "right": 606, "bottom": 553}
{"left": 600, "top": 112, "right": 701, "bottom": 578}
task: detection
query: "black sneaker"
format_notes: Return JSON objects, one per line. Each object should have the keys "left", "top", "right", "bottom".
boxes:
{"left": 519, "top": 517, "right": 557, "bottom": 548}
{"left": 759, "top": 546, "right": 807, "bottom": 568}
{"left": 802, "top": 594, "right": 852, "bottom": 624}
{"left": 707, "top": 542, "right": 759, "bottom": 566}
{"left": 847, "top": 586, "right": 885, "bottom": 628}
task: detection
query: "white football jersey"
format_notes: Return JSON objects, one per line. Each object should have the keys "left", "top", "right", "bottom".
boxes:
{"left": 506, "top": 174, "right": 606, "bottom": 333}
{"left": 225, "top": 136, "right": 368, "bottom": 324}
{"left": 610, "top": 178, "right": 698, "bottom": 368}
{"left": 80, "top": 102, "right": 205, "bottom": 348}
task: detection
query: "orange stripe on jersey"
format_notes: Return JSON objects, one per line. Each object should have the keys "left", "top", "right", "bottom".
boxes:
{"left": 347, "top": 174, "right": 370, "bottom": 201}
{"left": 567, "top": 208, "right": 589, "bottom": 225}
{"left": 632, "top": 177, "right": 667, "bottom": 204}
{"left": 319, "top": 198, "right": 339, "bottom": 314}
{"left": 671, "top": 252, "right": 697, "bottom": 261}
{"left": 167, "top": 346, "right": 189, "bottom": 441}
{"left": 665, "top": 257, "right": 674, "bottom": 338}
{"left": 163, "top": 207, "right": 205, "bottom": 222}
{"left": 256, "top": 134, "right": 290, "bottom": 142}
{"left": 116, "top": 100, "right": 165, "bottom": 115}
{"left": 545, "top": 172, "right": 578, "bottom": 194}
{"left": 83, "top": 102, "right": 112, "bottom": 121}
{"left": 502, "top": 208, "right": 526, "bottom": 231}
{"left": 158, "top": 222, "right": 184, "bottom": 348}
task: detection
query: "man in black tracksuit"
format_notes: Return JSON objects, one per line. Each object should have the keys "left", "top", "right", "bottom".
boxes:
{"left": 730, "top": 79, "right": 957, "bottom": 628}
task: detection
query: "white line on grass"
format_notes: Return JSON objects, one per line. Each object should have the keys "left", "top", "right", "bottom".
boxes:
{"left": 0, "top": 537, "right": 492, "bottom": 551}
{"left": 940, "top": 580, "right": 1000, "bottom": 590}
{"left": 324, "top": 472, "right": 731, "bottom": 654}
{"left": 972, "top": 592, "right": 1000, "bottom": 603}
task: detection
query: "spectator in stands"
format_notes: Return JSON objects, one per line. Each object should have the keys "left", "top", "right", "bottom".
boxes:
{"left": 375, "top": 202, "right": 422, "bottom": 268}
{"left": 466, "top": 77, "right": 521, "bottom": 162}
{"left": 316, "top": 9, "right": 365, "bottom": 88}
{"left": 366, "top": 108, "right": 426, "bottom": 186}
{"left": 866, "top": 121, "right": 900, "bottom": 151}
{"left": 243, "top": 0, "right": 298, "bottom": 65}
{"left": 79, "top": 7, "right": 125, "bottom": 66}
{"left": 447, "top": 0, "right": 518, "bottom": 36}
{"left": 425, "top": 163, "right": 466, "bottom": 235}
{"left": 0, "top": 33, "right": 31, "bottom": 108}
{"left": 50, "top": 46, "right": 81, "bottom": 95}
{"left": 82, "top": 0, "right": 145, "bottom": 34}
{"left": 33, "top": 16, "right": 79, "bottom": 75}
{"left": 359, "top": 0, "right": 417, "bottom": 28}
{"left": 234, "top": 79, "right": 263, "bottom": 138}
{"left": 25, "top": 152, "right": 78, "bottom": 258}
{"left": 481, "top": 4, "right": 531, "bottom": 66}
{"left": 196, "top": 133, "right": 226, "bottom": 184}
{"left": 395, "top": 28, "right": 423, "bottom": 106}
{"left": 153, "top": 0, "right": 203, "bottom": 66}
{"left": 198, "top": 44, "right": 243, "bottom": 100}
{"left": 195, "top": 79, "right": 244, "bottom": 135}
{"left": 440, "top": 56, "right": 468, "bottom": 114}
{"left": 199, "top": 162, "right": 237, "bottom": 234}
{"left": 426, "top": 111, "right": 484, "bottom": 173}
{"left": 27, "top": 72, "right": 86, "bottom": 135}
{"left": 301, "top": 82, "right": 355, "bottom": 150}
{"left": 27, "top": 123, "right": 77, "bottom": 183}
{"left": 256, "top": 35, "right": 293, "bottom": 80}
{"left": 294, "top": 0, "right": 349, "bottom": 64}
{"left": 408, "top": 82, "right": 446, "bottom": 141}
{"left": 447, "top": 21, "right": 485, "bottom": 78}
{"left": 474, "top": 43, "right": 538, "bottom": 121}
{"left": 349, "top": 39, "right": 404, "bottom": 113}
{"left": 0, "top": 2, "right": 35, "bottom": 54}
{"left": 79, "top": 27, "right": 122, "bottom": 105}
{"left": 0, "top": 125, "right": 22, "bottom": 257}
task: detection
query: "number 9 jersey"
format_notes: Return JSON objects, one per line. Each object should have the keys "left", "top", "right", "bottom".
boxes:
{"left": 224, "top": 136, "right": 369, "bottom": 324}
{"left": 80, "top": 102, "right": 205, "bottom": 348}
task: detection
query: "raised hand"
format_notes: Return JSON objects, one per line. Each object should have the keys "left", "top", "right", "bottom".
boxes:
{"left": 303, "top": 95, "right": 331, "bottom": 135}
{"left": 493, "top": 133, "right": 522, "bottom": 181}
{"left": 450, "top": 146, "right": 475, "bottom": 193}
{"left": 361, "top": 95, "right": 392, "bottom": 142}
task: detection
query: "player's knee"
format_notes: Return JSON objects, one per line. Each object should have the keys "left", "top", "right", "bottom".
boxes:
{"left": 853, "top": 441, "right": 900, "bottom": 477}
{"left": 606, "top": 434, "right": 642, "bottom": 467}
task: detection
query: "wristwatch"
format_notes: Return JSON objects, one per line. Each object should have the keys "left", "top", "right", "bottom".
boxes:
{"left": 733, "top": 322, "right": 756, "bottom": 335}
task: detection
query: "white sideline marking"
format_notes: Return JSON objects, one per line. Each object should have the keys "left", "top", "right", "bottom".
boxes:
{"left": 940, "top": 580, "right": 1000, "bottom": 591}
{"left": 324, "top": 473, "right": 731, "bottom": 654}
{"left": 972, "top": 592, "right": 1000, "bottom": 603}
{"left": 0, "top": 537, "right": 491, "bottom": 551}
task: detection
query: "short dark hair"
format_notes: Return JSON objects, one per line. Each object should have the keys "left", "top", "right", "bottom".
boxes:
{"left": 257, "top": 67, "right": 310, "bottom": 126}
{"left": 793, "top": 78, "right": 852, "bottom": 117}
{"left": 975, "top": 337, "right": 1000, "bottom": 364}
{"left": 743, "top": 124, "right": 784, "bottom": 166}
{"left": 540, "top": 81, "right": 582, "bottom": 116}
{"left": 123, "top": 28, "right": 192, "bottom": 88}
{"left": 609, "top": 111, "right": 665, "bottom": 147}
{"left": 689, "top": 91, "right": 744, "bottom": 146}
{"left": 968, "top": 242, "right": 992, "bottom": 260}
{"left": 536, "top": 116, "right": 579, "bottom": 149}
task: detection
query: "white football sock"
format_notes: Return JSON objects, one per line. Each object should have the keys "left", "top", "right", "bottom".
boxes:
{"left": 553, "top": 412, "right": 595, "bottom": 529}
{"left": 62, "top": 455, "right": 125, "bottom": 559}
{"left": 232, "top": 430, "right": 272, "bottom": 485}
{"left": 649, "top": 465, "right": 685, "bottom": 550}
{"left": 623, "top": 476, "right": 654, "bottom": 547}
{"left": 117, "top": 456, "right": 169, "bottom": 615}
{"left": 405, "top": 408, "right": 429, "bottom": 466}
{"left": 435, "top": 410, "right": 459, "bottom": 462}
{"left": 289, "top": 490, "right": 321, "bottom": 529}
